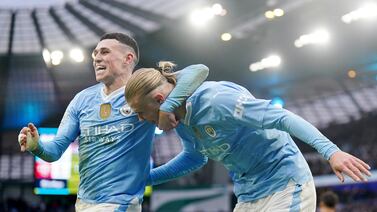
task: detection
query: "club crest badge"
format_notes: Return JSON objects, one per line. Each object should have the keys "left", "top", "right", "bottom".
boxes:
{"left": 204, "top": 125, "right": 216, "bottom": 138}
{"left": 120, "top": 104, "right": 133, "bottom": 116}
{"left": 100, "top": 103, "right": 111, "bottom": 120}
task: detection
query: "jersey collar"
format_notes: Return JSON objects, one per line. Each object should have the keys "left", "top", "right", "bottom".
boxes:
{"left": 101, "top": 85, "right": 125, "bottom": 102}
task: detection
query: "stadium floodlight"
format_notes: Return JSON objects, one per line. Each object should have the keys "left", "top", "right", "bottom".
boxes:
{"left": 348, "top": 70, "right": 357, "bottom": 78}
{"left": 221, "top": 33, "right": 232, "bottom": 41}
{"left": 219, "top": 9, "right": 227, "bottom": 16}
{"left": 262, "top": 55, "right": 281, "bottom": 67}
{"left": 189, "top": 4, "right": 226, "bottom": 27}
{"left": 51, "top": 50, "right": 63, "bottom": 66}
{"left": 294, "top": 29, "right": 330, "bottom": 48}
{"left": 273, "top": 8, "right": 284, "bottom": 17}
{"left": 341, "top": 3, "right": 377, "bottom": 24}
{"left": 42, "top": 49, "right": 51, "bottom": 64}
{"left": 51, "top": 59, "right": 61, "bottom": 66}
{"left": 265, "top": 8, "right": 284, "bottom": 19}
{"left": 69, "top": 48, "right": 84, "bottom": 63}
{"left": 249, "top": 63, "right": 262, "bottom": 72}
{"left": 212, "top": 4, "right": 223, "bottom": 15}
{"left": 265, "top": 10, "right": 275, "bottom": 19}
{"left": 189, "top": 7, "right": 215, "bottom": 27}
{"left": 249, "top": 55, "right": 281, "bottom": 72}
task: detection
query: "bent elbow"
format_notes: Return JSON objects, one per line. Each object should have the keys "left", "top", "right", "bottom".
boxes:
{"left": 196, "top": 64, "right": 209, "bottom": 78}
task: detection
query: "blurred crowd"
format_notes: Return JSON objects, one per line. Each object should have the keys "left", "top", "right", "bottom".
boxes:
{"left": 301, "top": 111, "right": 377, "bottom": 176}
{"left": 0, "top": 196, "right": 75, "bottom": 212}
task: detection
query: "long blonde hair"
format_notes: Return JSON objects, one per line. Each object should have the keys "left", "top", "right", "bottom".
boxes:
{"left": 125, "top": 61, "right": 177, "bottom": 102}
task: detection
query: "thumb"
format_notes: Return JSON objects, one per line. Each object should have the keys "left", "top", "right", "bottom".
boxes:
{"left": 18, "top": 134, "right": 26, "bottom": 152}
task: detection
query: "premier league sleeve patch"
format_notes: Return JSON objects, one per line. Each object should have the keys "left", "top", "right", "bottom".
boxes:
{"left": 204, "top": 125, "right": 217, "bottom": 138}
{"left": 120, "top": 104, "right": 133, "bottom": 117}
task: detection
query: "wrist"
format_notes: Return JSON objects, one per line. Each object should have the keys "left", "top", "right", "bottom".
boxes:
{"left": 29, "top": 140, "right": 40, "bottom": 153}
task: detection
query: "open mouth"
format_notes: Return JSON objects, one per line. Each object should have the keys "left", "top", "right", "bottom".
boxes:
{"left": 95, "top": 65, "right": 106, "bottom": 72}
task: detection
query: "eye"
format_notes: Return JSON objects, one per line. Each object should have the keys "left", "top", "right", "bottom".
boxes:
{"left": 101, "top": 50, "right": 109, "bottom": 55}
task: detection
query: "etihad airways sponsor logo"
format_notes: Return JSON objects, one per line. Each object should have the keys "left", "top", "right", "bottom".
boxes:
{"left": 81, "top": 123, "right": 134, "bottom": 136}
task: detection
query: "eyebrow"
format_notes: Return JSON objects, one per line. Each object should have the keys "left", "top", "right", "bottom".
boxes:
{"left": 92, "top": 47, "right": 110, "bottom": 57}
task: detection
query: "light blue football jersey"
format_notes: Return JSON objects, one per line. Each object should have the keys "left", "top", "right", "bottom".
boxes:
{"left": 150, "top": 81, "right": 340, "bottom": 203}
{"left": 31, "top": 64, "right": 209, "bottom": 207}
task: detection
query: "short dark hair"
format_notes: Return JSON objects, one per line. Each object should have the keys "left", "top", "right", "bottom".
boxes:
{"left": 320, "top": 191, "right": 339, "bottom": 208}
{"left": 100, "top": 32, "right": 139, "bottom": 64}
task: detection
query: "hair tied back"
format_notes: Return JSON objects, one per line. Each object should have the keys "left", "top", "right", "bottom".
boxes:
{"left": 157, "top": 61, "right": 176, "bottom": 73}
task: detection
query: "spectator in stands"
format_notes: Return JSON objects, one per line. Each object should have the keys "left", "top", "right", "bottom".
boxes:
{"left": 319, "top": 191, "right": 339, "bottom": 212}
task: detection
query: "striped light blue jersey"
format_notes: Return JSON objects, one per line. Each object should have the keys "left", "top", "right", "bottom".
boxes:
{"left": 150, "top": 81, "right": 340, "bottom": 202}
{"left": 31, "top": 64, "right": 209, "bottom": 207}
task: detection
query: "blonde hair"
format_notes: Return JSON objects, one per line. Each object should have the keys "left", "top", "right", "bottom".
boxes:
{"left": 125, "top": 61, "right": 177, "bottom": 102}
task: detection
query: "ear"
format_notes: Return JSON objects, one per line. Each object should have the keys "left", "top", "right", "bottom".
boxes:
{"left": 154, "top": 93, "right": 165, "bottom": 104}
{"left": 123, "top": 53, "right": 134, "bottom": 65}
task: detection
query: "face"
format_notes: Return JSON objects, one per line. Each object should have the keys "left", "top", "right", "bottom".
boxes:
{"left": 129, "top": 94, "right": 161, "bottom": 124}
{"left": 92, "top": 39, "right": 134, "bottom": 84}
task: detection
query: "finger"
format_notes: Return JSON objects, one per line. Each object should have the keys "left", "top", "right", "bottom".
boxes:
{"left": 352, "top": 160, "right": 372, "bottom": 178}
{"left": 157, "top": 124, "right": 163, "bottom": 130}
{"left": 28, "top": 123, "right": 36, "bottom": 131}
{"left": 162, "top": 126, "right": 171, "bottom": 131}
{"left": 349, "top": 163, "right": 367, "bottom": 182}
{"left": 334, "top": 170, "right": 344, "bottom": 183}
{"left": 28, "top": 123, "right": 38, "bottom": 137}
{"left": 27, "top": 131, "right": 34, "bottom": 145}
{"left": 18, "top": 134, "right": 23, "bottom": 142}
{"left": 20, "top": 127, "right": 29, "bottom": 135}
{"left": 18, "top": 134, "right": 26, "bottom": 143}
{"left": 162, "top": 123, "right": 173, "bottom": 131}
{"left": 19, "top": 140, "right": 26, "bottom": 149}
{"left": 19, "top": 140, "right": 27, "bottom": 152}
{"left": 354, "top": 157, "right": 371, "bottom": 170}
{"left": 342, "top": 167, "right": 362, "bottom": 182}
{"left": 170, "top": 119, "right": 178, "bottom": 126}
{"left": 165, "top": 122, "right": 178, "bottom": 130}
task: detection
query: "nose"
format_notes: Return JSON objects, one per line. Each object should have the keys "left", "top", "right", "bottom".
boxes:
{"left": 94, "top": 54, "right": 102, "bottom": 64}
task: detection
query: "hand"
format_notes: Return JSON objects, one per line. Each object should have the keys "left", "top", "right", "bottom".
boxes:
{"left": 18, "top": 123, "right": 39, "bottom": 152}
{"left": 329, "top": 151, "right": 371, "bottom": 182}
{"left": 157, "top": 110, "right": 179, "bottom": 131}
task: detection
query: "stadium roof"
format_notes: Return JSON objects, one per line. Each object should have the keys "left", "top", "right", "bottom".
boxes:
{"left": 0, "top": 0, "right": 376, "bottom": 129}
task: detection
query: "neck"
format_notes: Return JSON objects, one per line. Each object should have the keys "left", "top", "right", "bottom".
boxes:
{"left": 103, "top": 73, "right": 131, "bottom": 95}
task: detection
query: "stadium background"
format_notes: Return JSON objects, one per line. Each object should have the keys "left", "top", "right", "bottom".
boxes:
{"left": 0, "top": 0, "right": 377, "bottom": 211}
